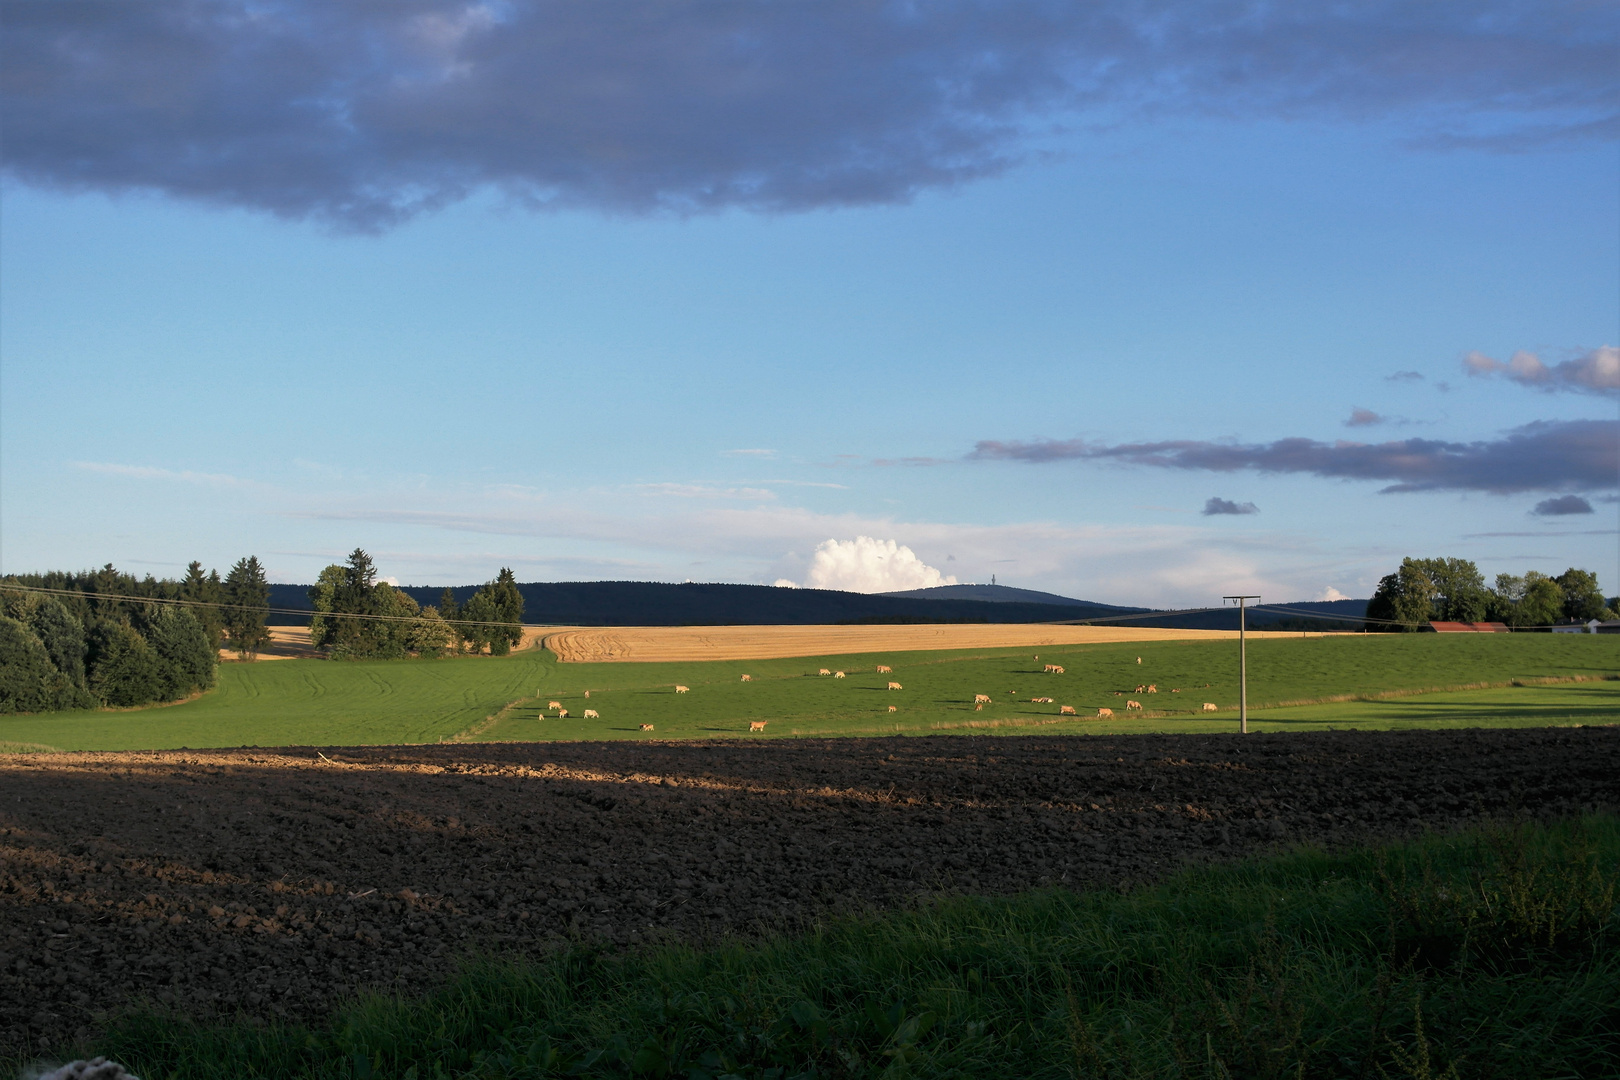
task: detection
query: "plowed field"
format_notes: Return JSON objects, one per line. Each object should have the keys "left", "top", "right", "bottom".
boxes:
{"left": 4, "top": 727, "right": 1616, "bottom": 1055}
{"left": 541, "top": 623, "right": 1311, "bottom": 662}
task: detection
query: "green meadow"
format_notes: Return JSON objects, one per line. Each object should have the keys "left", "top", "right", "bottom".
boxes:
{"left": 1, "top": 633, "right": 1615, "bottom": 752}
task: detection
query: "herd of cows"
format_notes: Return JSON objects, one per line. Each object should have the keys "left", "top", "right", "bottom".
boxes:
{"left": 527, "top": 656, "right": 1224, "bottom": 732}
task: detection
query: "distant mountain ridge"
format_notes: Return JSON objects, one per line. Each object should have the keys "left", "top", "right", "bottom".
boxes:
{"left": 881, "top": 583, "right": 1126, "bottom": 607}
{"left": 266, "top": 580, "right": 1367, "bottom": 630}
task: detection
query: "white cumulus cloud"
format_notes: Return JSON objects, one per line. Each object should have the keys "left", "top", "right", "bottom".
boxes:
{"left": 798, "top": 536, "right": 957, "bottom": 593}
{"left": 1317, "top": 587, "right": 1349, "bottom": 602}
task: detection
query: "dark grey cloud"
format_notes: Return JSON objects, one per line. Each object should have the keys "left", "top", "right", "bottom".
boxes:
{"left": 970, "top": 419, "right": 1619, "bottom": 495}
{"left": 1387, "top": 371, "right": 1425, "bottom": 383}
{"left": 3, "top": 1, "right": 1615, "bottom": 229}
{"left": 1203, "top": 497, "right": 1258, "bottom": 516}
{"left": 1532, "top": 494, "right": 1594, "bottom": 516}
{"left": 1463, "top": 347, "right": 1620, "bottom": 394}
{"left": 1345, "top": 407, "right": 1384, "bottom": 427}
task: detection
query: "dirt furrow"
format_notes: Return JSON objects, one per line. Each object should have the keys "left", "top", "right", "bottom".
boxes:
{"left": 3, "top": 727, "right": 1616, "bottom": 1054}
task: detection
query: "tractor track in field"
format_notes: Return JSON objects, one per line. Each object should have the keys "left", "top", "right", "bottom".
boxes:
{"left": 3, "top": 726, "right": 1618, "bottom": 1054}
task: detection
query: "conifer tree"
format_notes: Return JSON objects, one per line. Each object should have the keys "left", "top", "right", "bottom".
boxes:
{"left": 223, "top": 556, "right": 272, "bottom": 658}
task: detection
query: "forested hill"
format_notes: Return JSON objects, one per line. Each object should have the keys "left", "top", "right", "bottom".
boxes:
{"left": 267, "top": 581, "right": 1368, "bottom": 629}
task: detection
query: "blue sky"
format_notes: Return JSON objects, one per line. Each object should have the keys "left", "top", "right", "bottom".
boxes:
{"left": 2, "top": 2, "right": 1616, "bottom": 606}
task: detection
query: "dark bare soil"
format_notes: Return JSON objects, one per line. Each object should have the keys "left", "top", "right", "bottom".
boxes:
{"left": 3, "top": 728, "right": 1617, "bottom": 1054}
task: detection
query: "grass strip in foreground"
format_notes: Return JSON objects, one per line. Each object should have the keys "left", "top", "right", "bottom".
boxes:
{"left": 49, "top": 818, "right": 1620, "bottom": 1079}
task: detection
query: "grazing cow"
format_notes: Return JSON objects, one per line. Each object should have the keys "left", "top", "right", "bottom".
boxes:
{"left": 583, "top": 709, "right": 600, "bottom": 719}
{"left": 819, "top": 668, "right": 832, "bottom": 676}
{"left": 674, "top": 685, "right": 689, "bottom": 694}
{"left": 1146, "top": 684, "right": 1157, "bottom": 693}
{"left": 557, "top": 708, "right": 569, "bottom": 718}
{"left": 1059, "top": 705, "right": 1076, "bottom": 715}
{"left": 834, "top": 671, "right": 846, "bottom": 678}
{"left": 548, "top": 701, "right": 563, "bottom": 710}
{"left": 887, "top": 681, "right": 903, "bottom": 690}
{"left": 1050, "top": 665, "right": 1065, "bottom": 675}
{"left": 1136, "top": 657, "right": 1142, "bottom": 664}
{"left": 1126, "top": 700, "right": 1142, "bottom": 710}
{"left": 640, "top": 723, "right": 654, "bottom": 731}
{"left": 1170, "top": 689, "right": 1180, "bottom": 693}
{"left": 1096, "top": 708, "right": 1113, "bottom": 718}
{"left": 974, "top": 693, "right": 992, "bottom": 704}
{"left": 1135, "top": 685, "right": 1146, "bottom": 693}
{"left": 584, "top": 690, "right": 590, "bottom": 698}
{"left": 876, "top": 665, "right": 893, "bottom": 674}
{"left": 1032, "top": 696, "right": 1053, "bottom": 703}
{"left": 975, "top": 703, "right": 983, "bottom": 711}
{"left": 749, "top": 721, "right": 767, "bottom": 732}
{"left": 1202, "top": 702, "right": 1218, "bottom": 712}
{"left": 888, "top": 705, "right": 898, "bottom": 713}
{"left": 1043, "top": 664, "right": 1056, "bottom": 673}
{"left": 740, "top": 674, "right": 752, "bottom": 682}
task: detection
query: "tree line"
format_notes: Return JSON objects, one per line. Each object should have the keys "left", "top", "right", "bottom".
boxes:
{"left": 308, "top": 549, "right": 524, "bottom": 659}
{"left": 0, "top": 557, "right": 270, "bottom": 714}
{"left": 1366, "top": 557, "right": 1616, "bottom": 630}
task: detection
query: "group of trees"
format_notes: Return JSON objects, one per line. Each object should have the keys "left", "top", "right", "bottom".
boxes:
{"left": 0, "top": 557, "right": 270, "bottom": 714}
{"left": 308, "top": 549, "right": 524, "bottom": 659}
{"left": 1367, "top": 557, "right": 1617, "bottom": 630}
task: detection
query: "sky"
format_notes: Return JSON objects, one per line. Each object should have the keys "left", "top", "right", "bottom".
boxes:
{"left": 2, "top": 1, "right": 1617, "bottom": 607}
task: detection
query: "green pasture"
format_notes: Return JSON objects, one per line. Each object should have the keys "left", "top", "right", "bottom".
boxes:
{"left": 1, "top": 633, "right": 1615, "bottom": 751}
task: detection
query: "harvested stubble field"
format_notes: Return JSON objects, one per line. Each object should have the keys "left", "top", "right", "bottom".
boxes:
{"left": 4, "top": 726, "right": 1617, "bottom": 1056}
{"left": 539, "top": 623, "right": 1302, "bottom": 663}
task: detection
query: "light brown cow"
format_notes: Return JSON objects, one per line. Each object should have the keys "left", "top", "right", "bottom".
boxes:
{"left": 818, "top": 668, "right": 832, "bottom": 676}
{"left": 1032, "top": 696, "right": 1054, "bottom": 703}
{"left": 584, "top": 690, "right": 590, "bottom": 698}
{"left": 887, "top": 681, "right": 903, "bottom": 690}
{"left": 1146, "top": 684, "right": 1158, "bottom": 693}
{"left": 749, "top": 721, "right": 767, "bottom": 732}
{"left": 973, "top": 693, "right": 992, "bottom": 704}
{"left": 547, "top": 700, "right": 563, "bottom": 710}
{"left": 582, "top": 709, "right": 600, "bottom": 719}
{"left": 1050, "top": 665, "right": 1065, "bottom": 674}
{"left": 557, "top": 708, "right": 569, "bottom": 719}
{"left": 1202, "top": 702, "right": 1218, "bottom": 712}
{"left": 674, "top": 685, "right": 689, "bottom": 694}
{"left": 1059, "top": 705, "right": 1076, "bottom": 715}
{"left": 834, "top": 671, "right": 847, "bottom": 678}
{"left": 1126, "top": 700, "right": 1142, "bottom": 710}
{"left": 876, "top": 665, "right": 893, "bottom": 674}
{"left": 887, "top": 705, "right": 897, "bottom": 713}
{"left": 1135, "top": 685, "right": 1146, "bottom": 693}
{"left": 740, "top": 674, "right": 753, "bottom": 682}
{"left": 1136, "top": 657, "right": 1142, "bottom": 664}
{"left": 975, "top": 703, "right": 983, "bottom": 711}
{"left": 640, "top": 723, "right": 654, "bottom": 731}
{"left": 1096, "top": 708, "right": 1113, "bottom": 718}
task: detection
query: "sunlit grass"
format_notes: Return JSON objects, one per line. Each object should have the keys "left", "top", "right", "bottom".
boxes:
{"left": 1, "top": 634, "right": 1614, "bottom": 751}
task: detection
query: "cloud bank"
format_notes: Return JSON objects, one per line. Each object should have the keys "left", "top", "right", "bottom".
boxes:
{"left": 971, "top": 419, "right": 1618, "bottom": 494}
{"left": 5, "top": 1, "right": 1615, "bottom": 229}
{"left": 798, "top": 536, "right": 957, "bottom": 594}
{"left": 1463, "top": 346, "right": 1620, "bottom": 394}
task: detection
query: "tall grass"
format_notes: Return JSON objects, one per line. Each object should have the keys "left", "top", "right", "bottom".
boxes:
{"left": 61, "top": 817, "right": 1620, "bottom": 1079}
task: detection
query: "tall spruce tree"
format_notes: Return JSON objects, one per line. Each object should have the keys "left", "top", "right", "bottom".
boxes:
{"left": 223, "top": 556, "right": 272, "bottom": 658}
{"left": 181, "top": 560, "right": 227, "bottom": 649}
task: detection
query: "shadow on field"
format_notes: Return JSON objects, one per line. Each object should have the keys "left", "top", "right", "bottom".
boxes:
{"left": 3, "top": 727, "right": 1619, "bottom": 1055}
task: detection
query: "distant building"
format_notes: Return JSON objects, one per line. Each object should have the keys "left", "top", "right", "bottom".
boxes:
{"left": 1551, "top": 620, "right": 1604, "bottom": 634}
{"left": 1428, "top": 621, "right": 1510, "bottom": 633}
